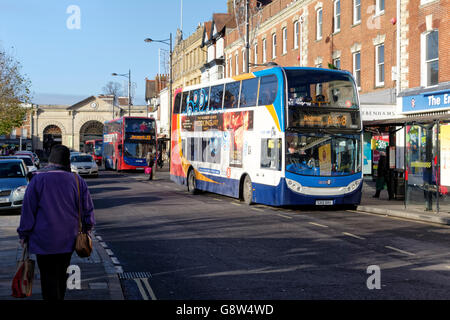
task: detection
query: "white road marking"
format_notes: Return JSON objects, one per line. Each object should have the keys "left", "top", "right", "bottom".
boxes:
{"left": 385, "top": 246, "right": 416, "bottom": 256}
{"left": 277, "top": 214, "right": 293, "bottom": 220}
{"left": 111, "top": 257, "right": 121, "bottom": 265}
{"left": 141, "top": 278, "right": 158, "bottom": 300}
{"left": 251, "top": 207, "right": 264, "bottom": 212}
{"left": 134, "top": 279, "right": 149, "bottom": 300}
{"left": 342, "top": 232, "right": 366, "bottom": 240}
{"left": 230, "top": 202, "right": 241, "bottom": 206}
{"left": 105, "top": 249, "right": 114, "bottom": 256}
{"left": 309, "top": 222, "right": 329, "bottom": 228}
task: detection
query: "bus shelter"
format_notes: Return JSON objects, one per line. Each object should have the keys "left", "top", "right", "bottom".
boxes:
{"left": 364, "top": 114, "right": 450, "bottom": 214}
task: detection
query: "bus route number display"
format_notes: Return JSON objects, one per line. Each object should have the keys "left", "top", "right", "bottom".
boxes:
{"left": 289, "top": 110, "right": 360, "bottom": 130}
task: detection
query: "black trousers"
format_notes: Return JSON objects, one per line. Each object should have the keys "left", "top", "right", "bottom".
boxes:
{"left": 36, "top": 253, "right": 73, "bottom": 301}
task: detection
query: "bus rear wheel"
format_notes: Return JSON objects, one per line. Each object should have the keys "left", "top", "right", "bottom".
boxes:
{"left": 242, "top": 175, "right": 253, "bottom": 205}
{"left": 187, "top": 169, "right": 198, "bottom": 195}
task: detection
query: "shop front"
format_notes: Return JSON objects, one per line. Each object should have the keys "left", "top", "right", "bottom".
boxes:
{"left": 364, "top": 88, "right": 450, "bottom": 214}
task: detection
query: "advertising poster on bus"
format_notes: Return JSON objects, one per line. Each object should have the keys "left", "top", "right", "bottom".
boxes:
{"left": 224, "top": 111, "right": 254, "bottom": 168}
{"left": 319, "top": 144, "right": 332, "bottom": 176}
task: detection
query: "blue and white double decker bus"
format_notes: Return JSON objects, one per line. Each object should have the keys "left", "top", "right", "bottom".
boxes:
{"left": 170, "top": 67, "right": 363, "bottom": 207}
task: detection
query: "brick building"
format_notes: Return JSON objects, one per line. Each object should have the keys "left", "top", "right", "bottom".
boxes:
{"left": 0, "top": 104, "right": 33, "bottom": 152}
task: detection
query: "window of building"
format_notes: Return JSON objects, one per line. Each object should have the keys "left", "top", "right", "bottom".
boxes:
{"left": 254, "top": 43, "right": 258, "bottom": 65}
{"left": 235, "top": 53, "right": 239, "bottom": 76}
{"left": 353, "top": 0, "right": 361, "bottom": 24}
{"left": 353, "top": 52, "right": 361, "bottom": 89}
{"left": 316, "top": 8, "right": 323, "bottom": 40}
{"left": 333, "top": 57, "right": 341, "bottom": 70}
{"left": 272, "top": 33, "right": 277, "bottom": 59}
{"left": 262, "top": 38, "right": 267, "bottom": 63}
{"left": 242, "top": 48, "right": 246, "bottom": 72}
{"left": 334, "top": 0, "right": 341, "bottom": 33}
{"left": 376, "top": 0, "right": 385, "bottom": 15}
{"left": 294, "top": 21, "right": 300, "bottom": 49}
{"left": 422, "top": 30, "right": 439, "bottom": 87}
{"left": 282, "top": 27, "right": 287, "bottom": 54}
{"left": 375, "top": 44, "right": 385, "bottom": 86}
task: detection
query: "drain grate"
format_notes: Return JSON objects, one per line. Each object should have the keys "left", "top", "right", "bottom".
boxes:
{"left": 118, "top": 272, "right": 152, "bottom": 280}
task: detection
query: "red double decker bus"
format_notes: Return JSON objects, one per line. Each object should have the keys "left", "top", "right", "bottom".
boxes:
{"left": 103, "top": 117, "right": 157, "bottom": 171}
{"left": 84, "top": 139, "right": 103, "bottom": 166}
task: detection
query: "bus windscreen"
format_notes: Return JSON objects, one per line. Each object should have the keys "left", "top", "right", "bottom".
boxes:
{"left": 286, "top": 69, "right": 358, "bottom": 109}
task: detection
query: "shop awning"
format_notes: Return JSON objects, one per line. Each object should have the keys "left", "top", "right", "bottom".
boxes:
{"left": 364, "top": 114, "right": 450, "bottom": 127}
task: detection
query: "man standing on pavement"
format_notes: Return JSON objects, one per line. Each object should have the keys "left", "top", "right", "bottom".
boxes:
{"left": 17, "top": 145, "right": 95, "bottom": 300}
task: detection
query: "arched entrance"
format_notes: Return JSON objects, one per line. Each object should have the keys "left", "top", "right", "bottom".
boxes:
{"left": 79, "top": 121, "right": 104, "bottom": 152}
{"left": 43, "top": 125, "right": 62, "bottom": 155}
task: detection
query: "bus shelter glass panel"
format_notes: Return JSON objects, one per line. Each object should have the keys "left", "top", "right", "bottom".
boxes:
{"left": 405, "top": 124, "right": 438, "bottom": 212}
{"left": 439, "top": 123, "right": 450, "bottom": 213}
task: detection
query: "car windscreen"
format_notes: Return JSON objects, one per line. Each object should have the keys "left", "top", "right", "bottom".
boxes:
{"left": 18, "top": 157, "right": 33, "bottom": 166}
{"left": 71, "top": 156, "right": 93, "bottom": 163}
{"left": 0, "top": 162, "right": 26, "bottom": 178}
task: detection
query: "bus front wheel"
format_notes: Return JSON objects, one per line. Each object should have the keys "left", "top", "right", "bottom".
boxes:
{"left": 242, "top": 175, "right": 253, "bottom": 205}
{"left": 187, "top": 169, "right": 198, "bottom": 195}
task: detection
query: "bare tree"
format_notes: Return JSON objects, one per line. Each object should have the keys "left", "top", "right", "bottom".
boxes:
{"left": 0, "top": 49, "right": 32, "bottom": 135}
{"left": 102, "top": 81, "right": 123, "bottom": 97}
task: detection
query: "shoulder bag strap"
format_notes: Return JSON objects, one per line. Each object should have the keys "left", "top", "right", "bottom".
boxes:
{"left": 73, "top": 173, "right": 82, "bottom": 233}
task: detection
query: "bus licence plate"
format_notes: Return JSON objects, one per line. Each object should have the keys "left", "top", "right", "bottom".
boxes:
{"left": 316, "top": 200, "right": 334, "bottom": 206}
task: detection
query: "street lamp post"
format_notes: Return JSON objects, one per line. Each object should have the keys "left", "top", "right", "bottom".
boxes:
{"left": 112, "top": 70, "right": 132, "bottom": 116}
{"left": 145, "top": 34, "right": 173, "bottom": 171}
{"left": 144, "top": 34, "right": 173, "bottom": 140}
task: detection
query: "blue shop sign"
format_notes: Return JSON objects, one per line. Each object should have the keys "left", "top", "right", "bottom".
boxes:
{"left": 403, "top": 89, "right": 450, "bottom": 113}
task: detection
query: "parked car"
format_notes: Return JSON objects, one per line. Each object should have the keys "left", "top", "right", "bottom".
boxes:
{"left": 70, "top": 154, "right": 98, "bottom": 177}
{"left": 15, "top": 151, "right": 39, "bottom": 168}
{"left": 0, "top": 159, "right": 29, "bottom": 211}
{"left": 0, "top": 156, "right": 37, "bottom": 173}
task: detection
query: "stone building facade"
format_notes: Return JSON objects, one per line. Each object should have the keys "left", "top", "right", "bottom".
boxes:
{"left": 31, "top": 95, "right": 147, "bottom": 154}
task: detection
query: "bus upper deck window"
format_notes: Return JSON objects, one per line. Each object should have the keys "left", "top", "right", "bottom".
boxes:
{"left": 210, "top": 85, "right": 224, "bottom": 111}
{"left": 258, "top": 75, "right": 278, "bottom": 106}
{"left": 181, "top": 91, "right": 189, "bottom": 114}
{"left": 173, "top": 93, "right": 182, "bottom": 114}
{"left": 240, "top": 78, "right": 259, "bottom": 108}
{"left": 224, "top": 81, "right": 241, "bottom": 109}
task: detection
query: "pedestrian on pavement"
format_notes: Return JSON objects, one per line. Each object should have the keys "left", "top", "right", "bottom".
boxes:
{"left": 373, "top": 152, "right": 394, "bottom": 200}
{"left": 17, "top": 145, "right": 95, "bottom": 301}
{"left": 146, "top": 147, "right": 156, "bottom": 180}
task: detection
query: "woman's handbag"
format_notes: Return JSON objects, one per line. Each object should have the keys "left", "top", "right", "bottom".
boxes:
{"left": 74, "top": 174, "right": 93, "bottom": 258}
{"left": 11, "top": 243, "right": 35, "bottom": 298}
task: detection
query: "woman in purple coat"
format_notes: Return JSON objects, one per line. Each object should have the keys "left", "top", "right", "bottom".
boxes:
{"left": 17, "top": 145, "right": 95, "bottom": 300}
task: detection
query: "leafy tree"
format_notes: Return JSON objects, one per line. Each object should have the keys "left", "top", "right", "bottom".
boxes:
{"left": 0, "top": 49, "right": 32, "bottom": 136}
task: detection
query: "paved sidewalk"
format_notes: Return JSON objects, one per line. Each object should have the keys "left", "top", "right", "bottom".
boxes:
{"left": 358, "top": 178, "right": 450, "bottom": 226}
{"left": 0, "top": 215, "right": 124, "bottom": 301}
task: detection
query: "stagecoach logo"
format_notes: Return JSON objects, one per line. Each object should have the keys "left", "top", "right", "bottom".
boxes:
{"left": 319, "top": 180, "right": 332, "bottom": 185}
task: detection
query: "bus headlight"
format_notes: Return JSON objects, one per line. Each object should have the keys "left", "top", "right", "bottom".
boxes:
{"left": 346, "top": 179, "right": 362, "bottom": 193}
{"left": 286, "top": 178, "right": 303, "bottom": 194}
